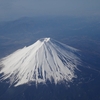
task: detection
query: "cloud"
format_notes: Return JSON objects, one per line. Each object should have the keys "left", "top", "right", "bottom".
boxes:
{"left": 0, "top": 0, "right": 100, "bottom": 21}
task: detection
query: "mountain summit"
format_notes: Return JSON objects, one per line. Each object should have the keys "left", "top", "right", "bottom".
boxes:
{"left": 0, "top": 38, "right": 80, "bottom": 86}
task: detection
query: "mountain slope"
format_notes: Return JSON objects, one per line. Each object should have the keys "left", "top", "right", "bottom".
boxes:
{"left": 0, "top": 38, "right": 81, "bottom": 86}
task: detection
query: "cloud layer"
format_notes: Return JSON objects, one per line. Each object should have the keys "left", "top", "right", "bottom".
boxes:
{"left": 0, "top": 0, "right": 100, "bottom": 21}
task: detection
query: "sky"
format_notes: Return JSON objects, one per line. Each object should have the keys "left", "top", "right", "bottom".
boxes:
{"left": 0, "top": 0, "right": 100, "bottom": 21}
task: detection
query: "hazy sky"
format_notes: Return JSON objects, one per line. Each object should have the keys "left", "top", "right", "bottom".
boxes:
{"left": 0, "top": 0, "right": 100, "bottom": 21}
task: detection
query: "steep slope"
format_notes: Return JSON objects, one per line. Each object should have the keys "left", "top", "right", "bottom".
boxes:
{"left": 0, "top": 38, "right": 81, "bottom": 86}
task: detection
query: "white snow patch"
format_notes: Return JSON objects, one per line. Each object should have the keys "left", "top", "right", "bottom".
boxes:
{"left": 0, "top": 38, "right": 81, "bottom": 87}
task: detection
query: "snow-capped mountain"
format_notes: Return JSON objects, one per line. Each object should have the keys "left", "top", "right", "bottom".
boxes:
{"left": 0, "top": 38, "right": 81, "bottom": 87}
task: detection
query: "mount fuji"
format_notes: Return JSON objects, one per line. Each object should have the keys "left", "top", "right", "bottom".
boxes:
{"left": 0, "top": 38, "right": 81, "bottom": 87}
{"left": 0, "top": 38, "right": 100, "bottom": 100}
